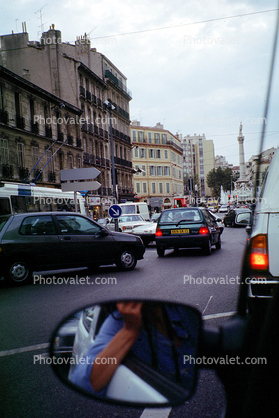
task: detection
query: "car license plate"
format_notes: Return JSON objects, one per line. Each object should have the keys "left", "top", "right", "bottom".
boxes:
{"left": 171, "top": 229, "right": 190, "bottom": 234}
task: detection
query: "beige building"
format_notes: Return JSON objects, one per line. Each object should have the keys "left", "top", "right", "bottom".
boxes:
{"left": 131, "top": 121, "right": 184, "bottom": 210}
{"left": 0, "top": 65, "right": 82, "bottom": 186}
{"left": 182, "top": 134, "right": 215, "bottom": 198}
{"left": 0, "top": 25, "right": 133, "bottom": 215}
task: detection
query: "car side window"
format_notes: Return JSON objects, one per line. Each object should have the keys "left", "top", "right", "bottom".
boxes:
{"left": 56, "top": 215, "right": 102, "bottom": 235}
{"left": 20, "top": 215, "right": 56, "bottom": 235}
{"left": 202, "top": 210, "right": 214, "bottom": 226}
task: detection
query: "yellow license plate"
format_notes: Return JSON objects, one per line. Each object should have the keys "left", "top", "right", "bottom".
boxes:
{"left": 171, "top": 229, "right": 190, "bottom": 234}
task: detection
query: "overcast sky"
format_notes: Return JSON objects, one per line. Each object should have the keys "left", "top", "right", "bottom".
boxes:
{"left": 1, "top": 0, "right": 279, "bottom": 166}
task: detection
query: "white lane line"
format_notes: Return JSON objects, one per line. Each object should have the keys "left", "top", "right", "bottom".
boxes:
{"left": 140, "top": 408, "right": 172, "bottom": 418}
{"left": 0, "top": 343, "right": 49, "bottom": 357}
{"left": 202, "top": 295, "right": 213, "bottom": 315}
{"left": 203, "top": 311, "right": 236, "bottom": 320}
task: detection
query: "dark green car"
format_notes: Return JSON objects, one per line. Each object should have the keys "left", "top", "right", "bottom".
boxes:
{"left": 0, "top": 212, "right": 145, "bottom": 285}
{"left": 155, "top": 207, "right": 221, "bottom": 257}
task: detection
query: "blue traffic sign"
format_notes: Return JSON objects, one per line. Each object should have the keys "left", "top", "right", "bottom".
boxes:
{"left": 109, "top": 204, "right": 122, "bottom": 218}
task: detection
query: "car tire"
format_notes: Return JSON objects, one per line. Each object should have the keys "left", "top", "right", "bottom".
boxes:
{"left": 157, "top": 247, "right": 165, "bottom": 257}
{"left": 215, "top": 236, "right": 221, "bottom": 249}
{"left": 203, "top": 239, "right": 212, "bottom": 255}
{"left": 116, "top": 248, "right": 137, "bottom": 271}
{"left": 5, "top": 261, "right": 32, "bottom": 285}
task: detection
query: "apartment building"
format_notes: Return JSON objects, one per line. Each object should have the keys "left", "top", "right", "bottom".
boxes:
{"left": 0, "top": 25, "right": 133, "bottom": 215}
{"left": 182, "top": 134, "right": 215, "bottom": 198}
{"left": 131, "top": 121, "right": 183, "bottom": 210}
{"left": 0, "top": 65, "right": 82, "bottom": 186}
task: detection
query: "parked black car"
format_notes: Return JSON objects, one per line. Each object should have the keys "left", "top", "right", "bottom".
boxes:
{"left": 223, "top": 208, "right": 252, "bottom": 227}
{"left": 0, "top": 212, "right": 145, "bottom": 285}
{"left": 155, "top": 207, "right": 221, "bottom": 257}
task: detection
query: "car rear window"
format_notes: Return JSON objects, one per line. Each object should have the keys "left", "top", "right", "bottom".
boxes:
{"left": 19, "top": 215, "right": 56, "bottom": 235}
{"left": 159, "top": 209, "right": 201, "bottom": 223}
{"left": 0, "top": 215, "right": 11, "bottom": 232}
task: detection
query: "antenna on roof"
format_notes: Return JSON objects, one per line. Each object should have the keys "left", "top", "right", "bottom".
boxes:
{"left": 35, "top": 3, "right": 47, "bottom": 38}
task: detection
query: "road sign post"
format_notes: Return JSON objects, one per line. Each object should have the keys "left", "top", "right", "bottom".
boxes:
{"left": 109, "top": 204, "right": 122, "bottom": 232}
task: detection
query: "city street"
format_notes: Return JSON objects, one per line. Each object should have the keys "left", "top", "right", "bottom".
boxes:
{"left": 0, "top": 225, "right": 248, "bottom": 418}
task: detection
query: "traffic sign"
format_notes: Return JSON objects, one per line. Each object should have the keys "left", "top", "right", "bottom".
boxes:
{"left": 109, "top": 205, "right": 122, "bottom": 218}
{"left": 61, "top": 181, "right": 101, "bottom": 192}
{"left": 61, "top": 167, "right": 100, "bottom": 181}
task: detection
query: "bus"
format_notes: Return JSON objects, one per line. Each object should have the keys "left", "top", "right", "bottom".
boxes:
{"left": 0, "top": 182, "right": 86, "bottom": 215}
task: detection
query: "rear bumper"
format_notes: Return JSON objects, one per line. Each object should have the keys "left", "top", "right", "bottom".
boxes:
{"left": 155, "top": 234, "right": 210, "bottom": 249}
{"left": 248, "top": 277, "right": 279, "bottom": 298}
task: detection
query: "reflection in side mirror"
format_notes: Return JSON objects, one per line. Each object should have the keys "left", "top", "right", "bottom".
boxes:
{"left": 236, "top": 212, "right": 251, "bottom": 225}
{"left": 50, "top": 300, "right": 202, "bottom": 407}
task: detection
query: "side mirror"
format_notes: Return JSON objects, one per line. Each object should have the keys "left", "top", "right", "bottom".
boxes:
{"left": 50, "top": 300, "right": 202, "bottom": 406}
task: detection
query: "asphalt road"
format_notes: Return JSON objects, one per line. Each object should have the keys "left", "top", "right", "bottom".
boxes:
{"left": 0, "top": 225, "right": 248, "bottom": 418}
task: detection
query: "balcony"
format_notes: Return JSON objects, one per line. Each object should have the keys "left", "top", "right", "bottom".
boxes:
{"left": 31, "top": 122, "right": 39, "bottom": 135}
{"left": 67, "top": 135, "right": 73, "bottom": 145}
{"left": 94, "top": 125, "right": 99, "bottom": 135}
{"left": 79, "top": 86, "right": 85, "bottom": 98}
{"left": 45, "top": 126, "right": 52, "bottom": 138}
{"left": 114, "top": 157, "right": 132, "bottom": 168}
{"left": 16, "top": 115, "right": 25, "bottom": 130}
{"left": 48, "top": 171, "right": 56, "bottom": 182}
{"left": 97, "top": 98, "right": 102, "bottom": 107}
{"left": 34, "top": 169, "right": 42, "bottom": 181}
{"left": 86, "top": 90, "right": 91, "bottom": 102}
{"left": 0, "top": 109, "right": 8, "bottom": 124}
{"left": 91, "top": 94, "right": 97, "bottom": 105}
{"left": 2, "top": 164, "right": 13, "bottom": 178}
{"left": 99, "top": 127, "right": 103, "bottom": 137}
{"left": 57, "top": 131, "right": 64, "bottom": 142}
{"left": 104, "top": 70, "right": 132, "bottom": 99}
{"left": 18, "top": 166, "right": 29, "bottom": 180}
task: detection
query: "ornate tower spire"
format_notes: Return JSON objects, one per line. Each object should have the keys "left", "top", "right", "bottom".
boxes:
{"left": 237, "top": 122, "right": 246, "bottom": 182}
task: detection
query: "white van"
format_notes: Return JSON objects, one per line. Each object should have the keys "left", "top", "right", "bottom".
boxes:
{"left": 244, "top": 148, "right": 279, "bottom": 311}
{"left": 118, "top": 202, "right": 150, "bottom": 221}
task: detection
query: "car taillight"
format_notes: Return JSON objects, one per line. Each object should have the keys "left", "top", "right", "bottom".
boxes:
{"left": 155, "top": 227, "right": 163, "bottom": 237}
{"left": 199, "top": 226, "right": 209, "bottom": 235}
{"left": 249, "top": 234, "right": 269, "bottom": 270}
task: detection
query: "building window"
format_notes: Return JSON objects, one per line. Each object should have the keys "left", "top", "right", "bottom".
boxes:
{"left": 136, "top": 182, "right": 141, "bottom": 193}
{"left": 159, "top": 182, "right": 163, "bottom": 193}
{"left": 148, "top": 132, "right": 152, "bottom": 143}
{"left": 166, "top": 182, "right": 170, "bottom": 193}
{"left": 17, "top": 143, "right": 24, "bottom": 166}
{"left": 149, "top": 149, "right": 155, "bottom": 159}
{"left": 134, "top": 147, "right": 139, "bottom": 158}
{"left": 0, "top": 139, "right": 9, "bottom": 164}
{"left": 156, "top": 149, "right": 161, "bottom": 159}
{"left": 46, "top": 149, "right": 54, "bottom": 173}
{"left": 162, "top": 134, "right": 167, "bottom": 144}
{"left": 140, "top": 148, "right": 146, "bottom": 158}
{"left": 164, "top": 166, "right": 170, "bottom": 176}
{"left": 68, "top": 154, "right": 73, "bottom": 169}
{"left": 138, "top": 131, "right": 144, "bottom": 142}
{"left": 164, "top": 149, "right": 168, "bottom": 159}
{"left": 150, "top": 165, "right": 156, "bottom": 176}
{"left": 132, "top": 130, "right": 137, "bottom": 142}
{"left": 141, "top": 165, "right": 146, "bottom": 176}
{"left": 151, "top": 182, "right": 156, "bottom": 194}
{"left": 154, "top": 133, "right": 160, "bottom": 144}
{"left": 76, "top": 156, "right": 82, "bottom": 168}
{"left": 157, "top": 166, "right": 162, "bottom": 176}
{"left": 142, "top": 182, "right": 147, "bottom": 193}
{"left": 134, "top": 164, "right": 140, "bottom": 175}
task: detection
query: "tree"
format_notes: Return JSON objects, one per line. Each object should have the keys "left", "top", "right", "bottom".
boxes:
{"left": 207, "top": 167, "right": 235, "bottom": 198}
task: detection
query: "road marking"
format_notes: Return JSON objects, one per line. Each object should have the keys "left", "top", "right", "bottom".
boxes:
{"left": 202, "top": 295, "right": 213, "bottom": 315}
{"left": 0, "top": 343, "right": 49, "bottom": 357}
{"left": 140, "top": 408, "right": 172, "bottom": 418}
{"left": 203, "top": 311, "right": 236, "bottom": 320}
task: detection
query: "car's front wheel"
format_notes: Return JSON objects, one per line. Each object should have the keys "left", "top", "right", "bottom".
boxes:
{"left": 116, "top": 248, "right": 137, "bottom": 271}
{"left": 5, "top": 261, "right": 32, "bottom": 285}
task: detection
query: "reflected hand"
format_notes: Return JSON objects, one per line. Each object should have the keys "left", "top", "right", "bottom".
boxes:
{"left": 117, "top": 302, "right": 143, "bottom": 334}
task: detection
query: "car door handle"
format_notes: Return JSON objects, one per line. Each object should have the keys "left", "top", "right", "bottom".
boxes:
{"left": 63, "top": 236, "right": 71, "bottom": 240}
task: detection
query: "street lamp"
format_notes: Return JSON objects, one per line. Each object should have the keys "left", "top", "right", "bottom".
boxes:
{"left": 104, "top": 100, "right": 116, "bottom": 203}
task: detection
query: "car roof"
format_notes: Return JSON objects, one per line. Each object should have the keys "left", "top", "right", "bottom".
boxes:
{"left": 9, "top": 211, "right": 86, "bottom": 218}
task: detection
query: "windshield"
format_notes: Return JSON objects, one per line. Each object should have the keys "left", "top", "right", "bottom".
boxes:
{"left": 120, "top": 206, "right": 136, "bottom": 215}
{"left": 160, "top": 209, "right": 202, "bottom": 223}
{"left": 119, "top": 215, "right": 143, "bottom": 222}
